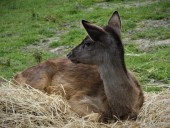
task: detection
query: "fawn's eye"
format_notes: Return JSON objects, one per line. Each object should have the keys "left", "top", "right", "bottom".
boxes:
{"left": 83, "top": 42, "right": 91, "bottom": 48}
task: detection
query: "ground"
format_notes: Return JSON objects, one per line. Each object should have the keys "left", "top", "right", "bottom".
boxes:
{"left": 0, "top": 0, "right": 170, "bottom": 91}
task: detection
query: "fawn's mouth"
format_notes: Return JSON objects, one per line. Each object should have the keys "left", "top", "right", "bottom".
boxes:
{"left": 67, "top": 52, "right": 80, "bottom": 64}
{"left": 67, "top": 56, "right": 80, "bottom": 64}
{"left": 69, "top": 58, "right": 80, "bottom": 64}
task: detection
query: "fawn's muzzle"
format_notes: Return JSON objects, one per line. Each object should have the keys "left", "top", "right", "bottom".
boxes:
{"left": 67, "top": 51, "right": 80, "bottom": 64}
{"left": 67, "top": 51, "right": 73, "bottom": 58}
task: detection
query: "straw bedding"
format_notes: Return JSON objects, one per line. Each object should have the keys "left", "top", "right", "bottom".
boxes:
{"left": 0, "top": 81, "right": 170, "bottom": 128}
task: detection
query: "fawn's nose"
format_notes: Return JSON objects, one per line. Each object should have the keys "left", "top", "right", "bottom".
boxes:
{"left": 67, "top": 51, "right": 73, "bottom": 58}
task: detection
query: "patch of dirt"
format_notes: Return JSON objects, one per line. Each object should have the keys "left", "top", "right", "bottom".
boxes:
{"left": 134, "top": 39, "right": 170, "bottom": 52}
{"left": 125, "top": 53, "right": 146, "bottom": 57}
{"left": 146, "top": 78, "right": 170, "bottom": 89}
{"left": 26, "top": 38, "right": 58, "bottom": 51}
{"left": 49, "top": 46, "right": 69, "bottom": 54}
{"left": 123, "top": 38, "right": 170, "bottom": 52}
{"left": 123, "top": 19, "right": 170, "bottom": 52}
{"left": 135, "top": 19, "right": 170, "bottom": 31}
{"left": 26, "top": 37, "right": 73, "bottom": 55}
{"left": 134, "top": 19, "right": 170, "bottom": 52}
{"left": 92, "top": 0, "right": 160, "bottom": 10}
{"left": 25, "top": 30, "right": 66, "bottom": 53}
{"left": 23, "top": 31, "right": 73, "bottom": 56}
{"left": 24, "top": 22, "right": 78, "bottom": 55}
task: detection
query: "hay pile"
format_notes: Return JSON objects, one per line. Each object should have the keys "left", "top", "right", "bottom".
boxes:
{"left": 0, "top": 81, "right": 170, "bottom": 128}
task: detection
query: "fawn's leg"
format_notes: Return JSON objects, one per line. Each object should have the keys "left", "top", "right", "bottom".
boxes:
{"left": 68, "top": 92, "right": 101, "bottom": 122}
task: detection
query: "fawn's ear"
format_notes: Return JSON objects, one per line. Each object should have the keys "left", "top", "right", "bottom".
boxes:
{"left": 108, "top": 11, "right": 121, "bottom": 36}
{"left": 82, "top": 20, "right": 107, "bottom": 42}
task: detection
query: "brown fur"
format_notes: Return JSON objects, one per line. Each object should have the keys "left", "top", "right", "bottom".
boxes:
{"left": 13, "top": 59, "right": 108, "bottom": 117}
{"left": 13, "top": 11, "right": 144, "bottom": 122}
{"left": 13, "top": 58, "right": 143, "bottom": 122}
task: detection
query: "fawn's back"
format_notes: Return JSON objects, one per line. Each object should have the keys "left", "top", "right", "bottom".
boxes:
{"left": 14, "top": 58, "right": 110, "bottom": 117}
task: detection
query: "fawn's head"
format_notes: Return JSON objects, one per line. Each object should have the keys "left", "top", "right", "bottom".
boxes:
{"left": 67, "top": 11, "right": 124, "bottom": 66}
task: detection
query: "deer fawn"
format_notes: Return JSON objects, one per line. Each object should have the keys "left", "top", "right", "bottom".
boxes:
{"left": 13, "top": 11, "right": 144, "bottom": 122}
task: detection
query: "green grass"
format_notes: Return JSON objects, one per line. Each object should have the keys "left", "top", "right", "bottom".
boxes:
{"left": 125, "top": 44, "right": 170, "bottom": 84}
{"left": 125, "top": 44, "right": 170, "bottom": 92}
{"left": 0, "top": 0, "right": 170, "bottom": 92}
{"left": 50, "top": 29, "right": 85, "bottom": 47}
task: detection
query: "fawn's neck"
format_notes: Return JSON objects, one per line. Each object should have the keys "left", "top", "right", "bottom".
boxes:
{"left": 98, "top": 54, "right": 133, "bottom": 107}
{"left": 98, "top": 56, "right": 129, "bottom": 87}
